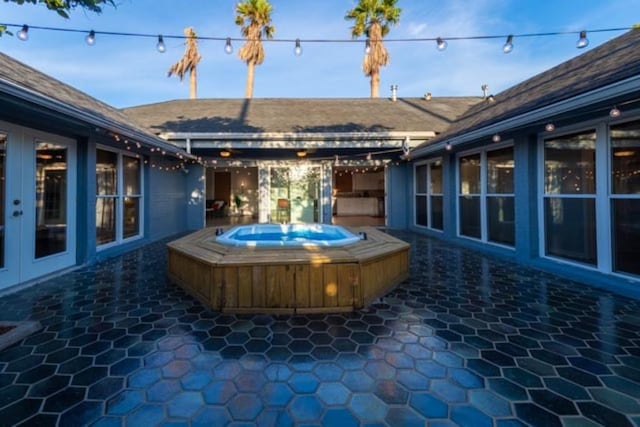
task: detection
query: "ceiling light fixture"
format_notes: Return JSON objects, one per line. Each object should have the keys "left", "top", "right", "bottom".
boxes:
{"left": 85, "top": 30, "right": 96, "bottom": 46}
{"left": 609, "top": 106, "right": 621, "bottom": 118}
{"left": 503, "top": 35, "right": 514, "bottom": 53}
{"left": 224, "top": 37, "right": 233, "bottom": 54}
{"left": 577, "top": 30, "right": 589, "bottom": 48}
{"left": 294, "top": 38, "right": 302, "bottom": 56}
{"left": 436, "top": 37, "right": 447, "bottom": 51}
{"left": 156, "top": 35, "right": 166, "bottom": 53}
{"left": 17, "top": 25, "right": 29, "bottom": 41}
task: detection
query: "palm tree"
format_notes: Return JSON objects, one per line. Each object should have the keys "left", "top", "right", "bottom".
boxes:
{"left": 235, "top": 0, "right": 275, "bottom": 98}
{"left": 345, "top": 0, "right": 401, "bottom": 98}
{"left": 167, "top": 27, "right": 202, "bottom": 99}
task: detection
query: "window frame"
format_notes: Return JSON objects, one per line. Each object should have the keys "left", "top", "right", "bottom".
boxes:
{"left": 413, "top": 158, "right": 443, "bottom": 231}
{"left": 96, "top": 145, "right": 144, "bottom": 250}
{"left": 456, "top": 141, "right": 515, "bottom": 248}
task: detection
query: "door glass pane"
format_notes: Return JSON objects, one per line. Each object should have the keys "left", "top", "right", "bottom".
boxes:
{"left": 123, "top": 197, "right": 140, "bottom": 238}
{"left": 460, "top": 195, "right": 481, "bottom": 238}
{"left": 544, "top": 131, "right": 596, "bottom": 194}
{"left": 270, "top": 166, "right": 320, "bottom": 223}
{"left": 487, "top": 196, "right": 515, "bottom": 246}
{"left": 431, "top": 195, "right": 443, "bottom": 230}
{"left": 612, "top": 199, "right": 640, "bottom": 276}
{"left": 460, "top": 154, "right": 481, "bottom": 194}
{"left": 487, "top": 147, "right": 514, "bottom": 193}
{"left": 544, "top": 197, "right": 596, "bottom": 265}
{"left": 35, "top": 142, "right": 67, "bottom": 259}
{"left": 96, "top": 197, "right": 116, "bottom": 245}
{"left": 611, "top": 121, "right": 640, "bottom": 194}
{"left": 0, "top": 133, "right": 6, "bottom": 268}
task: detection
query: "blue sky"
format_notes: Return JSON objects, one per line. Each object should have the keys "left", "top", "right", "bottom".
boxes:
{"left": 0, "top": 0, "right": 638, "bottom": 108}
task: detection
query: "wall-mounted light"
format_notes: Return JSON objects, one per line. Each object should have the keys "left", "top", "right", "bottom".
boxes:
{"left": 503, "top": 35, "right": 514, "bottom": 53}
{"left": 577, "top": 30, "right": 589, "bottom": 48}
{"left": 294, "top": 38, "right": 302, "bottom": 56}
{"left": 85, "top": 30, "right": 96, "bottom": 46}
{"left": 436, "top": 37, "right": 447, "bottom": 51}
{"left": 17, "top": 25, "right": 29, "bottom": 41}
{"left": 224, "top": 37, "right": 233, "bottom": 54}
{"left": 156, "top": 35, "right": 166, "bottom": 53}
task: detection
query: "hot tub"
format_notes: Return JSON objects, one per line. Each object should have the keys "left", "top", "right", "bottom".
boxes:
{"left": 215, "top": 223, "right": 362, "bottom": 247}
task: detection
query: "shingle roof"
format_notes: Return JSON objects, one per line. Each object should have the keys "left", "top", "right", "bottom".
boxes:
{"left": 122, "top": 97, "right": 480, "bottom": 135}
{"left": 423, "top": 29, "right": 640, "bottom": 146}
{"left": 0, "top": 52, "right": 182, "bottom": 152}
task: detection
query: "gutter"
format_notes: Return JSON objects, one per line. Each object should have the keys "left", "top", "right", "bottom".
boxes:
{"left": 411, "top": 74, "right": 640, "bottom": 158}
{"left": 0, "top": 79, "right": 196, "bottom": 160}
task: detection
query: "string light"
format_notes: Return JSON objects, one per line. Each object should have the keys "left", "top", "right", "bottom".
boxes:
{"left": 436, "top": 37, "right": 447, "bottom": 51}
{"left": 445, "top": 142, "right": 452, "bottom": 151}
{"left": 364, "top": 39, "right": 371, "bottom": 54}
{"left": 294, "top": 38, "right": 302, "bottom": 56}
{"left": 502, "top": 35, "right": 513, "bottom": 53}
{"left": 577, "top": 30, "right": 589, "bottom": 48}
{"left": 17, "top": 24, "right": 28, "bottom": 41}
{"left": 492, "top": 134, "right": 501, "bottom": 142}
{"left": 545, "top": 123, "right": 555, "bottom": 132}
{"left": 609, "top": 106, "right": 621, "bottom": 118}
{"left": 156, "top": 35, "right": 166, "bottom": 53}
{"left": 224, "top": 37, "right": 233, "bottom": 54}
{"left": 85, "top": 29, "right": 96, "bottom": 45}
{"left": 3, "top": 22, "right": 630, "bottom": 52}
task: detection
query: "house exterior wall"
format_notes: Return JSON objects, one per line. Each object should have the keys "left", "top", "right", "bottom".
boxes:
{"left": 386, "top": 164, "right": 409, "bottom": 229}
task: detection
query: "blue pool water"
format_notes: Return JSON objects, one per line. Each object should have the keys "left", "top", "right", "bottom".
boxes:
{"left": 216, "top": 223, "right": 361, "bottom": 247}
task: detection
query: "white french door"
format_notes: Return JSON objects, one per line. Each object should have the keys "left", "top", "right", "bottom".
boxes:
{"left": 0, "top": 121, "right": 77, "bottom": 290}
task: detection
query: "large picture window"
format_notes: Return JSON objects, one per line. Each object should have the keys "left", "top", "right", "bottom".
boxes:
{"left": 542, "top": 131, "right": 596, "bottom": 265}
{"left": 610, "top": 121, "right": 640, "bottom": 276}
{"left": 458, "top": 146, "right": 514, "bottom": 246}
{"left": 414, "top": 159, "right": 443, "bottom": 230}
{"left": 96, "top": 148, "right": 142, "bottom": 247}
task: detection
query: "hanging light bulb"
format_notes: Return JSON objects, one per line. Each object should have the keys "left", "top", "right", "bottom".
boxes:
{"left": 294, "top": 38, "right": 302, "bottom": 56}
{"left": 17, "top": 25, "right": 29, "bottom": 41}
{"left": 364, "top": 39, "right": 371, "bottom": 54}
{"left": 224, "top": 37, "right": 233, "bottom": 54}
{"left": 502, "top": 35, "right": 514, "bottom": 53}
{"left": 85, "top": 30, "right": 96, "bottom": 46}
{"left": 577, "top": 30, "right": 589, "bottom": 48}
{"left": 545, "top": 123, "right": 555, "bottom": 132}
{"left": 366, "top": 153, "right": 372, "bottom": 161}
{"left": 436, "top": 37, "right": 447, "bottom": 51}
{"left": 156, "top": 35, "right": 166, "bottom": 53}
{"left": 445, "top": 142, "right": 452, "bottom": 151}
{"left": 492, "top": 134, "right": 501, "bottom": 143}
{"left": 334, "top": 155, "right": 340, "bottom": 167}
{"left": 610, "top": 106, "right": 621, "bottom": 118}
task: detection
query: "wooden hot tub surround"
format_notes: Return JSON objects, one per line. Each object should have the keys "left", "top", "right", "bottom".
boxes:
{"left": 167, "top": 226, "right": 410, "bottom": 314}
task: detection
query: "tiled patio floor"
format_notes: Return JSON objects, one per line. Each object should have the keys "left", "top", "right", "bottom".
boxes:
{"left": 0, "top": 231, "right": 639, "bottom": 426}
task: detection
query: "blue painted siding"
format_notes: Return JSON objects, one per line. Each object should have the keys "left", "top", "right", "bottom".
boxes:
{"left": 386, "top": 164, "right": 408, "bottom": 229}
{"left": 148, "top": 161, "right": 193, "bottom": 240}
{"left": 185, "top": 164, "right": 206, "bottom": 231}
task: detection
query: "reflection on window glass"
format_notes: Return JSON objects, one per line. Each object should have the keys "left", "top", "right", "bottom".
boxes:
{"left": 431, "top": 195, "right": 443, "bottom": 230}
{"left": 612, "top": 199, "right": 640, "bottom": 275}
{"left": 487, "top": 147, "right": 514, "bottom": 194}
{"left": 460, "top": 154, "right": 481, "bottom": 194}
{"left": 415, "top": 165, "right": 427, "bottom": 194}
{"left": 487, "top": 196, "right": 515, "bottom": 245}
{"left": 611, "top": 121, "right": 640, "bottom": 194}
{"left": 544, "top": 131, "right": 596, "bottom": 195}
{"left": 123, "top": 197, "right": 139, "bottom": 238}
{"left": 35, "top": 142, "right": 67, "bottom": 259}
{"left": 97, "top": 149, "right": 117, "bottom": 195}
{"left": 123, "top": 156, "right": 141, "bottom": 195}
{"left": 544, "top": 198, "right": 596, "bottom": 265}
{"left": 460, "top": 196, "right": 481, "bottom": 238}
{"left": 96, "top": 197, "right": 116, "bottom": 245}
{"left": 0, "top": 133, "right": 6, "bottom": 268}
{"left": 431, "top": 162, "right": 442, "bottom": 194}
{"left": 415, "top": 195, "right": 427, "bottom": 226}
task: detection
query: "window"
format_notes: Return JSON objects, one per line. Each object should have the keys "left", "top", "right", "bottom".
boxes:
{"left": 96, "top": 148, "right": 142, "bottom": 246}
{"left": 542, "top": 131, "right": 596, "bottom": 265}
{"left": 458, "top": 146, "right": 514, "bottom": 246}
{"left": 610, "top": 121, "right": 640, "bottom": 276}
{"left": 414, "top": 159, "right": 443, "bottom": 230}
